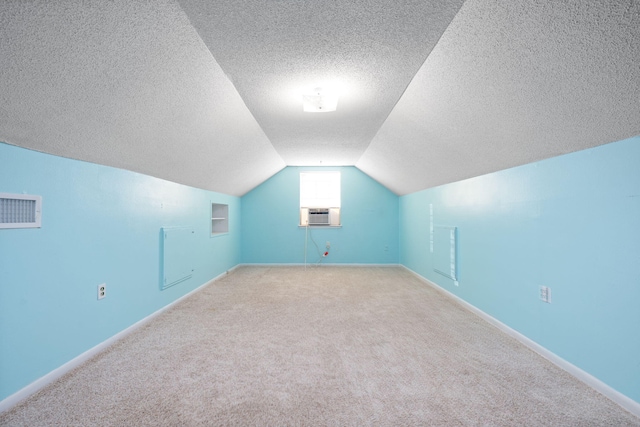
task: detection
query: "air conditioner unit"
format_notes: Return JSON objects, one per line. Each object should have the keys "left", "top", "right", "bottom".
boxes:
{"left": 308, "top": 208, "right": 329, "bottom": 225}
{"left": 300, "top": 207, "right": 340, "bottom": 226}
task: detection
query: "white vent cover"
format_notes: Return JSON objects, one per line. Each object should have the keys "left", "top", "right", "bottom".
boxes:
{"left": 0, "top": 193, "right": 42, "bottom": 229}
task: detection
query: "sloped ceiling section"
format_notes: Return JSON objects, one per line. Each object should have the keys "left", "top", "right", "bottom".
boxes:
{"left": 177, "top": 0, "right": 465, "bottom": 166}
{"left": 357, "top": 0, "right": 640, "bottom": 195}
{"left": 0, "top": 0, "right": 285, "bottom": 196}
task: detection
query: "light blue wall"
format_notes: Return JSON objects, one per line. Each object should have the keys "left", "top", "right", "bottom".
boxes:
{"left": 0, "top": 142, "right": 241, "bottom": 401}
{"left": 241, "top": 166, "right": 399, "bottom": 264}
{"left": 400, "top": 135, "right": 640, "bottom": 403}
{"left": 4, "top": 135, "right": 638, "bottom": 405}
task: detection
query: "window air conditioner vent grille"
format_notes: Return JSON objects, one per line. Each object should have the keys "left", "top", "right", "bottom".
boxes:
{"left": 308, "top": 208, "right": 330, "bottom": 225}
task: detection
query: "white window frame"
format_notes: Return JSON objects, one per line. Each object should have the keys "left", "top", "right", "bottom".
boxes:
{"left": 299, "top": 172, "right": 341, "bottom": 226}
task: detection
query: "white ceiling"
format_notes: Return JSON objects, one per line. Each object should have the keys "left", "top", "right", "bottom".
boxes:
{"left": 177, "top": 0, "right": 465, "bottom": 167}
{"left": 357, "top": 0, "right": 640, "bottom": 194}
{"left": 0, "top": 0, "right": 284, "bottom": 196}
{"left": 1, "top": 0, "right": 639, "bottom": 196}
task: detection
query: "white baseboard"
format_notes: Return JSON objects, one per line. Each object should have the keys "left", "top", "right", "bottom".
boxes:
{"left": 0, "top": 266, "right": 238, "bottom": 414}
{"left": 315, "top": 263, "right": 400, "bottom": 267}
{"left": 240, "top": 263, "right": 307, "bottom": 266}
{"left": 402, "top": 266, "right": 640, "bottom": 418}
{"left": 240, "top": 263, "right": 400, "bottom": 267}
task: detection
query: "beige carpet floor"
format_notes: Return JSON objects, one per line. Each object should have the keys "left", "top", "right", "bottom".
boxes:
{"left": 1, "top": 266, "right": 639, "bottom": 426}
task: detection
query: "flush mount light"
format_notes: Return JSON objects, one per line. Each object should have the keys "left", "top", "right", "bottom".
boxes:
{"left": 303, "top": 87, "right": 338, "bottom": 113}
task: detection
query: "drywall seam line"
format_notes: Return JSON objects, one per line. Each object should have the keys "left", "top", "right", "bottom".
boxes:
{"left": 401, "top": 265, "right": 640, "bottom": 419}
{"left": 0, "top": 265, "right": 240, "bottom": 414}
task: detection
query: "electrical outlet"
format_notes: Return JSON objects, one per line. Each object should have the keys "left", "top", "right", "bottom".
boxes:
{"left": 384, "top": 245, "right": 389, "bottom": 252}
{"left": 98, "top": 283, "right": 106, "bottom": 300}
{"left": 539, "top": 286, "right": 551, "bottom": 303}
{"left": 326, "top": 241, "right": 330, "bottom": 249}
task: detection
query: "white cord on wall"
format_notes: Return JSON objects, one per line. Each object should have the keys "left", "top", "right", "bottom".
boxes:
{"left": 304, "top": 221, "right": 327, "bottom": 269}
{"left": 304, "top": 224, "right": 308, "bottom": 269}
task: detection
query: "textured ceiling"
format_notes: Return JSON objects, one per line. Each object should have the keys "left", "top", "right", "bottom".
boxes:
{"left": 357, "top": 0, "right": 640, "bottom": 194}
{"left": 0, "top": 0, "right": 284, "bottom": 196}
{"left": 177, "top": 0, "right": 465, "bottom": 166}
{"left": 1, "top": 0, "right": 639, "bottom": 196}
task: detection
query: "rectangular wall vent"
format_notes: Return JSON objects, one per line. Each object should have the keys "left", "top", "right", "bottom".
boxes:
{"left": 0, "top": 193, "right": 42, "bottom": 229}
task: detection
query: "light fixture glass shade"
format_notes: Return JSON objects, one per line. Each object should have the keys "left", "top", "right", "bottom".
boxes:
{"left": 303, "top": 88, "right": 338, "bottom": 112}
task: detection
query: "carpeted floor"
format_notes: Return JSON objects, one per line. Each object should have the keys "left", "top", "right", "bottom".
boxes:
{"left": 1, "top": 266, "right": 639, "bottom": 426}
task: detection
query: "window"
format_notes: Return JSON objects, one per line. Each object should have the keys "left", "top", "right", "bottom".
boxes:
{"left": 299, "top": 172, "right": 340, "bottom": 226}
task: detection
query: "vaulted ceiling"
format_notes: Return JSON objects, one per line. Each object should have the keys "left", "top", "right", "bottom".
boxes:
{"left": 1, "top": 0, "right": 639, "bottom": 196}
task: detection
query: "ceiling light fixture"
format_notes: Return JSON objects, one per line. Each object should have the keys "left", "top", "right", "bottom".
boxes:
{"left": 303, "top": 87, "right": 338, "bottom": 113}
